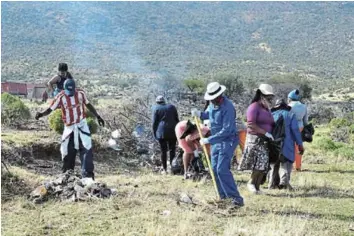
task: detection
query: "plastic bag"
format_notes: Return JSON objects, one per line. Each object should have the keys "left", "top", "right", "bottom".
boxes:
{"left": 171, "top": 149, "right": 184, "bottom": 175}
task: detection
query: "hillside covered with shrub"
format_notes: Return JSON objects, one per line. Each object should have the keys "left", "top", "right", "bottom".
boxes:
{"left": 2, "top": 2, "right": 354, "bottom": 83}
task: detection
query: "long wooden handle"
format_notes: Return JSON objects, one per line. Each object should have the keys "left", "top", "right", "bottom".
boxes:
{"left": 194, "top": 116, "right": 220, "bottom": 200}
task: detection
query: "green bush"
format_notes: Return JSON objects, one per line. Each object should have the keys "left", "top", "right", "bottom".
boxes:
{"left": 86, "top": 117, "right": 98, "bottom": 134}
{"left": 1, "top": 93, "right": 31, "bottom": 125}
{"left": 333, "top": 146, "right": 354, "bottom": 160}
{"left": 48, "top": 109, "right": 98, "bottom": 134}
{"left": 343, "top": 112, "right": 354, "bottom": 122}
{"left": 313, "top": 137, "right": 343, "bottom": 151}
{"left": 184, "top": 79, "right": 206, "bottom": 93}
{"left": 350, "top": 124, "right": 354, "bottom": 134}
{"left": 329, "top": 118, "right": 351, "bottom": 128}
{"left": 349, "top": 134, "right": 354, "bottom": 145}
{"left": 213, "top": 73, "right": 244, "bottom": 99}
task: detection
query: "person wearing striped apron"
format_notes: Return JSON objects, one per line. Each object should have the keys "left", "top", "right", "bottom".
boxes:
{"left": 35, "top": 79, "right": 104, "bottom": 179}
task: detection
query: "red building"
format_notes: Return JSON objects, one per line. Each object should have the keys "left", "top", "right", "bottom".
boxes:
{"left": 27, "top": 83, "right": 47, "bottom": 100}
{"left": 1, "top": 82, "right": 28, "bottom": 96}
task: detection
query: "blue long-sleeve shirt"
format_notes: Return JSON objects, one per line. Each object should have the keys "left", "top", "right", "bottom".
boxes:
{"left": 200, "top": 96, "right": 238, "bottom": 145}
{"left": 289, "top": 101, "right": 308, "bottom": 129}
{"left": 272, "top": 109, "right": 303, "bottom": 162}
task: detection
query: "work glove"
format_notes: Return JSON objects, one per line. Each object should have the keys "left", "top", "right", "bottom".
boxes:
{"left": 97, "top": 116, "right": 105, "bottom": 127}
{"left": 199, "top": 138, "right": 209, "bottom": 146}
{"left": 191, "top": 108, "right": 201, "bottom": 118}
{"left": 298, "top": 145, "right": 305, "bottom": 155}
{"left": 265, "top": 132, "right": 274, "bottom": 141}
{"left": 35, "top": 112, "right": 42, "bottom": 120}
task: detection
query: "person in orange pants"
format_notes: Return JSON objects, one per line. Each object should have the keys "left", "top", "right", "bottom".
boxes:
{"left": 288, "top": 89, "right": 308, "bottom": 171}
{"left": 233, "top": 123, "right": 247, "bottom": 165}
{"left": 238, "top": 129, "right": 247, "bottom": 152}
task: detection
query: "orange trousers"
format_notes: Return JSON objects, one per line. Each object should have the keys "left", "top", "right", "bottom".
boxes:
{"left": 233, "top": 130, "right": 247, "bottom": 164}
{"left": 238, "top": 130, "right": 247, "bottom": 152}
{"left": 294, "top": 128, "right": 304, "bottom": 170}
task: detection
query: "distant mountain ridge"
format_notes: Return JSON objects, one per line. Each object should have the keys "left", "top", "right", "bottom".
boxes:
{"left": 1, "top": 2, "right": 354, "bottom": 81}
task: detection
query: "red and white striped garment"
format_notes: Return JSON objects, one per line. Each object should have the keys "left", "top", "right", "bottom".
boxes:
{"left": 50, "top": 89, "right": 89, "bottom": 126}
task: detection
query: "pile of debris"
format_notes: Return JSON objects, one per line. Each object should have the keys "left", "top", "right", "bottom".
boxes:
{"left": 29, "top": 170, "right": 117, "bottom": 204}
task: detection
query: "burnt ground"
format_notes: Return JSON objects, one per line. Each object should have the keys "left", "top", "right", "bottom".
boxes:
{"left": 2, "top": 136, "right": 143, "bottom": 176}
{"left": 1, "top": 127, "right": 148, "bottom": 201}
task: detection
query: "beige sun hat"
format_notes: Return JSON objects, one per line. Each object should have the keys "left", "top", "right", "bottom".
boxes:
{"left": 204, "top": 82, "right": 226, "bottom": 100}
{"left": 255, "top": 84, "right": 274, "bottom": 95}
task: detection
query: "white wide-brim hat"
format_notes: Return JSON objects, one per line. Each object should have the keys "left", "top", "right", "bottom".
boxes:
{"left": 255, "top": 84, "right": 274, "bottom": 95}
{"left": 204, "top": 82, "right": 226, "bottom": 100}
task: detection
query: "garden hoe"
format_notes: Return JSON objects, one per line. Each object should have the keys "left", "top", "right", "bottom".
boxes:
{"left": 194, "top": 116, "right": 220, "bottom": 201}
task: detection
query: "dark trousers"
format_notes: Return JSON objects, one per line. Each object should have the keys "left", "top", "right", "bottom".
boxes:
{"left": 158, "top": 138, "right": 177, "bottom": 170}
{"left": 63, "top": 133, "right": 94, "bottom": 179}
{"left": 250, "top": 170, "right": 265, "bottom": 191}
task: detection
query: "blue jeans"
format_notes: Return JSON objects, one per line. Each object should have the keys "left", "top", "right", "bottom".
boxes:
{"left": 211, "top": 140, "right": 243, "bottom": 204}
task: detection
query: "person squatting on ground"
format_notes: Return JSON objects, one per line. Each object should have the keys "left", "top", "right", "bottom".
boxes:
{"left": 191, "top": 82, "right": 244, "bottom": 207}
{"left": 288, "top": 89, "right": 308, "bottom": 171}
{"left": 239, "top": 84, "right": 275, "bottom": 194}
{"left": 175, "top": 120, "right": 210, "bottom": 179}
{"left": 152, "top": 95, "right": 179, "bottom": 174}
{"left": 268, "top": 99, "right": 304, "bottom": 190}
{"left": 47, "top": 63, "right": 74, "bottom": 97}
{"left": 35, "top": 79, "right": 104, "bottom": 180}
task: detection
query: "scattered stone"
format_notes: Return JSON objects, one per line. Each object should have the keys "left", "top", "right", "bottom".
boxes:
{"left": 53, "top": 186, "right": 63, "bottom": 194}
{"left": 111, "top": 188, "right": 118, "bottom": 195}
{"left": 350, "top": 224, "right": 354, "bottom": 231}
{"left": 33, "top": 197, "right": 45, "bottom": 204}
{"left": 100, "top": 188, "right": 112, "bottom": 198}
{"left": 179, "top": 193, "right": 193, "bottom": 204}
{"left": 43, "top": 224, "right": 53, "bottom": 230}
{"left": 21, "top": 202, "right": 36, "bottom": 210}
{"left": 30, "top": 185, "right": 48, "bottom": 198}
{"left": 161, "top": 210, "right": 171, "bottom": 216}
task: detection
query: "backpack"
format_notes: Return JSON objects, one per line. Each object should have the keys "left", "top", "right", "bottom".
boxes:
{"left": 269, "top": 114, "right": 286, "bottom": 163}
{"left": 171, "top": 148, "right": 184, "bottom": 175}
{"left": 302, "top": 123, "right": 315, "bottom": 142}
{"left": 190, "top": 156, "right": 205, "bottom": 174}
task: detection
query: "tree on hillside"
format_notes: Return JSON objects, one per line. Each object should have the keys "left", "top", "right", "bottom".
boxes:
{"left": 183, "top": 79, "right": 205, "bottom": 93}
{"left": 212, "top": 73, "right": 245, "bottom": 100}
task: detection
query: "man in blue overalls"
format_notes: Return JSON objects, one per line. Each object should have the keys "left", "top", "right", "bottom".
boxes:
{"left": 191, "top": 82, "right": 244, "bottom": 207}
{"left": 47, "top": 63, "right": 73, "bottom": 97}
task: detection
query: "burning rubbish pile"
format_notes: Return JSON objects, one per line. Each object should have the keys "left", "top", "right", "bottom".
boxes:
{"left": 29, "top": 170, "right": 117, "bottom": 204}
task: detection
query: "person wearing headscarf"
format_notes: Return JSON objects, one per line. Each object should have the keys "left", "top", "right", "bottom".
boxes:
{"left": 175, "top": 120, "right": 210, "bottom": 179}
{"left": 152, "top": 95, "right": 179, "bottom": 174}
{"left": 288, "top": 89, "right": 308, "bottom": 171}
{"left": 268, "top": 99, "right": 304, "bottom": 189}
{"left": 239, "top": 84, "right": 275, "bottom": 194}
